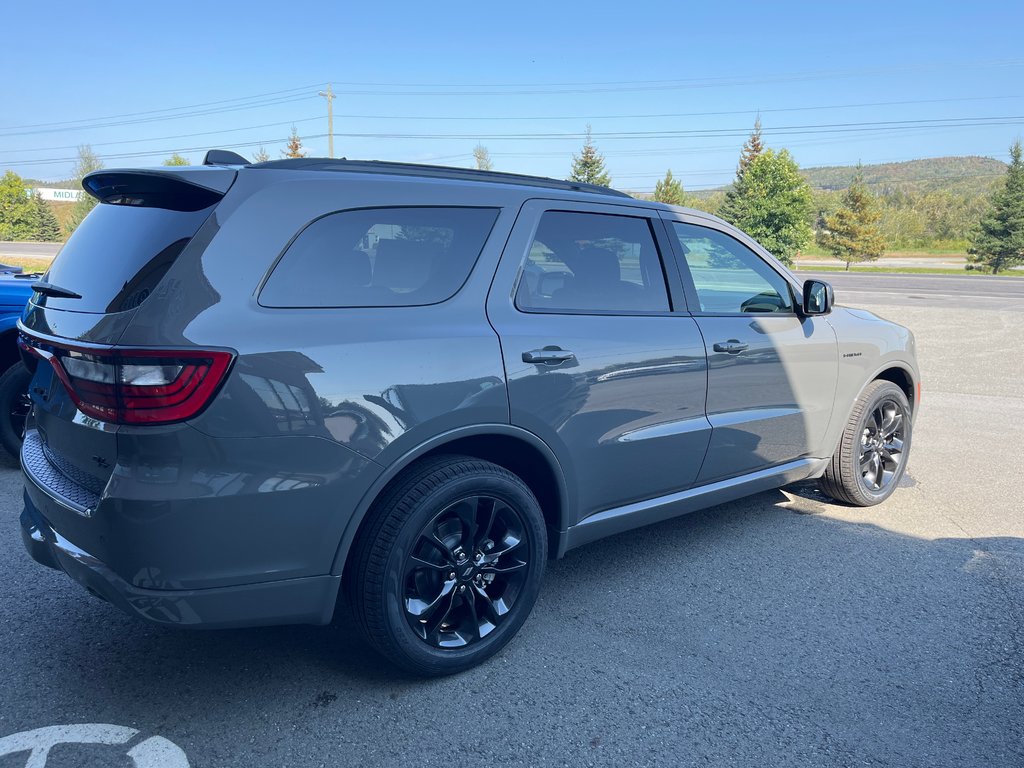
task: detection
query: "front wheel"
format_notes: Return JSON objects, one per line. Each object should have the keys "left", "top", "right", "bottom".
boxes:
{"left": 347, "top": 455, "right": 547, "bottom": 676}
{"left": 0, "top": 362, "right": 32, "bottom": 460}
{"left": 819, "top": 380, "right": 913, "bottom": 506}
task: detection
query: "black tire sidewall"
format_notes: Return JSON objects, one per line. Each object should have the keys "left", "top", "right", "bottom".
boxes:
{"left": 848, "top": 382, "right": 912, "bottom": 505}
{"left": 0, "top": 363, "right": 31, "bottom": 460}
{"left": 379, "top": 470, "right": 547, "bottom": 675}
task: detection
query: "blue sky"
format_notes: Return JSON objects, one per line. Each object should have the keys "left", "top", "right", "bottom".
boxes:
{"left": 3, "top": 0, "right": 1022, "bottom": 192}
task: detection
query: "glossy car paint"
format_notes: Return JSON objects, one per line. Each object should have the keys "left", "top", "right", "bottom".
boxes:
{"left": 19, "top": 164, "right": 920, "bottom": 629}
{"left": 0, "top": 270, "right": 36, "bottom": 366}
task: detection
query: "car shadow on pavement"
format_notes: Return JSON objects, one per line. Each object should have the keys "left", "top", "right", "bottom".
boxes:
{"left": 2, "top": 487, "right": 1022, "bottom": 767}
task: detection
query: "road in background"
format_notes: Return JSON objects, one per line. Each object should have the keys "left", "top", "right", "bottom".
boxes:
{"left": 0, "top": 242, "right": 60, "bottom": 260}
{"left": 802, "top": 270, "right": 1024, "bottom": 311}
{"left": 0, "top": 287, "right": 1021, "bottom": 767}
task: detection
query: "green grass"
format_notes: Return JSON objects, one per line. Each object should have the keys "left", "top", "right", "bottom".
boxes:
{"left": 796, "top": 247, "right": 968, "bottom": 259}
{"left": 793, "top": 264, "right": 1023, "bottom": 276}
{"left": 0, "top": 257, "right": 50, "bottom": 274}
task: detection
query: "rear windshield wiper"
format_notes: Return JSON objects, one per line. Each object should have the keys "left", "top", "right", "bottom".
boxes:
{"left": 32, "top": 281, "right": 83, "bottom": 300}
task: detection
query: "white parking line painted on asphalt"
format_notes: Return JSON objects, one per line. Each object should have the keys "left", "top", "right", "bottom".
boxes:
{"left": 0, "top": 724, "right": 189, "bottom": 767}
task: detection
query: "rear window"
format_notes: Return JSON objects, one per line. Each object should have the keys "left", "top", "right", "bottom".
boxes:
{"left": 40, "top": 202, "right": 214, "bottom": 313}
{"left": 259, "top": 207, "right": 499, "bottom": 308}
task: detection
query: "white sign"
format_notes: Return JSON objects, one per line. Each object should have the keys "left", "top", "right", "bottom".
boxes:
{"left": 31, "top": 188, "right": 82, "bottom": 202}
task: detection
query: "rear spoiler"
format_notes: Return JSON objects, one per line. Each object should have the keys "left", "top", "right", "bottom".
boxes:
{"left": 82, "top": 168, "right": 236, "bottom": 212}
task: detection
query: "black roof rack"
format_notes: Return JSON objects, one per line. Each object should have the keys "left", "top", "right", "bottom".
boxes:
{"left": 246, "top": 158, "right": 632, "bottom": 199}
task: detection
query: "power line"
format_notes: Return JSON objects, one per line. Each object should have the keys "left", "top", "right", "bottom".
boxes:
{"left": 0, "top": 83, "right": 325, "bottom": 131}
{"left": 0, "top": 117, "right": 324, "bottom": 158}
{"left": 0, "top": 94, "right": 320, "bottom": 139}
{"left": 9, "top": 96, "right": 1019, "bottom": 157}
{"left": 323, "top": 59, "right": 1024, "bottom": 96}
{"left": 327, "top": 94, "right": 1024, "bottom": 122}
{"left": 324, "top": 59, "right": 1024, "bottom": 88}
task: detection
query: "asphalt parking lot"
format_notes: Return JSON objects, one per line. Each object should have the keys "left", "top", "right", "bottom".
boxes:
{"left": 1, "top": 274, "right": 1022, "bottom": 767}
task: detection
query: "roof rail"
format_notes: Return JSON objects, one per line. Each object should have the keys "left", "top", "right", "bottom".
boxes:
{"left": 246, "top": 158, "right": 633, "bottom": 198}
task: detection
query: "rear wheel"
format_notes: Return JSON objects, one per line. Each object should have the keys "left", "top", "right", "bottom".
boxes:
{"left": 0, "top": 362, "right": 31, "bottom": 460}
{"left": 819, "top": 380, "right": 912, "bottom": 506}
{"left": 347, "top": 455, "right": 547, "bottom": 676}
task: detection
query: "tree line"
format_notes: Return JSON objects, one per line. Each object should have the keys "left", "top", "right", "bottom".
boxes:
{"left": 561, "top": 118, "right": 1023, "bottom": 274}
{"left": 2, "top": 123, "right": 1021, "bottom": 274}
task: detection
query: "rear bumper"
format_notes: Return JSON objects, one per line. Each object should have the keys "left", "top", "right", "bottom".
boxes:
{"left": 20, "top": 493, "right": 341, "bottom": 629}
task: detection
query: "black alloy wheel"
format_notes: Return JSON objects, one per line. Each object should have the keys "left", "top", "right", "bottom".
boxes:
{"left": 859, "top": 398, "right": 906, "bottom": 493}
{"left": 820, "top": 379, "right": 913, "bottom": 506}
{"left": 348, "top": 455, "right": 547, "bottom": 676}
{"left": 0, "top": 363, "right": 32, "bottom": 460}
{"left": 403, "top": 495, "right": 529, "bottom": 648}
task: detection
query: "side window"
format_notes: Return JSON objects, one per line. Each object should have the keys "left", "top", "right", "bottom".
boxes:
{"left": 671, "top": 222, "right": 794, "bottom": 314}
{"left": 260, "top": 207, "right": 499, "bottom": 308}
{"left": 516, "top": 211, "right": 670, "bottom": 313}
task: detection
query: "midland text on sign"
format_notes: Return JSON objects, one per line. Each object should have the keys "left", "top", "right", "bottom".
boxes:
{"left": 31, "top": 188, "right": 82, "bottom": 202}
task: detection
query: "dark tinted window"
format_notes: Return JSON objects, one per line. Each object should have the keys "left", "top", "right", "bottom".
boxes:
{"left": 40, "top": 202, "right": 214, "bottom": 313}
{"left": 260, "top": 207, "right": 499, "bottom": 308}
{"left": 672, "top": 222, "right": 794, "bottom": 314}
{"left": 515, "top": 211, "right": 669, "bottom": 313}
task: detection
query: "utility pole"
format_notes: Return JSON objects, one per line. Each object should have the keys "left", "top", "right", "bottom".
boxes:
{"left": 318, "top": 83, "right": 335, "bottom": 158}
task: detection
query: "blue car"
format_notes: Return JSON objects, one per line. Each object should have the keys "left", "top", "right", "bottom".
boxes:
{"left": 0, "top": 265, "right": 39, "bottom": 458}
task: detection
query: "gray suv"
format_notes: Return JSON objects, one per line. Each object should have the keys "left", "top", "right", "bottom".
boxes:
{"left": 18, "top": 158, "right": 919, "bottom": 675}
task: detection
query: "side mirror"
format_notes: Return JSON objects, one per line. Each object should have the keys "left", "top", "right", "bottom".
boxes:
{"left": 802, "top": 279, "right": 833, "bottom": 315}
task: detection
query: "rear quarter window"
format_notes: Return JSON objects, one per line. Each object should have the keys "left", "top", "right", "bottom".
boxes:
{"left": 259, "top": 207, "right": 500, "bottom": 308}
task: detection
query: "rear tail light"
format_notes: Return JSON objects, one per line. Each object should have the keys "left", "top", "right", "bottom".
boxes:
{"left": 19, "top": 333, "right": 233, "bottom": 425}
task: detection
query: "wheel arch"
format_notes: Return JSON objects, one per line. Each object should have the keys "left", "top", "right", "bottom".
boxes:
{"left": 870, "top": 363, "right": 918, "bottom": 415}
{"left": 331, "top": 424, "right": 571, "bottom": 575}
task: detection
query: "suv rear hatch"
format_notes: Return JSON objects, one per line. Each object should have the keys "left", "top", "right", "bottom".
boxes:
{"left": 20, "top": 168, "right": 235, "bottom": 514}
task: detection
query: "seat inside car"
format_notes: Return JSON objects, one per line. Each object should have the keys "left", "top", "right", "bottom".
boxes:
{"left": 552, "top": 246, "right": 646, "bottom": 310}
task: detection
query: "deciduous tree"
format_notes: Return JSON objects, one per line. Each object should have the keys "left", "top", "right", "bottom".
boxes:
{"left": 968, "top": 140, "right": 1024, "bottom": 274}
{"left": 67, "top": 145, "right": 103, "bottom": 234}
{"left": 163, "top": 153, "right": 189, "bottom": 166}
{"left": 816, "top": 167, "right": 887, "bottom": 270}
{"left": 568, "top": 125, "right": 611, "bottom": 187}
{"left": 0, "top": 171, "right": 35, "bottom": 241}
{"left": 719, "top": 148, "right": 813, "bottom": 266}
{"left": 473, "top": 144, "right": 493, "bottom": 171}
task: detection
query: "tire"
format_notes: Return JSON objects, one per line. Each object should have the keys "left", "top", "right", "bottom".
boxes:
{"left": 0, "top": 362, "right": 31, "bottom": 460}
{"left": 347, "top": 454, "right": 547, "bottom": 676}
{"left": 819, "top": 380, "right": 912, "bottom": 506}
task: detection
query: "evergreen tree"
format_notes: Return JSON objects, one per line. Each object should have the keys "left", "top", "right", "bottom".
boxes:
{"left": 163, "top": 153, "right": 190, "bottom": 166}
{"left": 816, "top": 167, "right": 887, "bottom": 270}
{"left": 653, "top": 169, "right": 686, "bottom": 206}
{"left": 252, "top": 146, "right": 271, "bottom": 163}
{"left": 737, "top": 116, "right": 764, "bottom": 178}
{"left": 282, "top": 127, "right": 308, "bottom": 159}
{"left": 0, "top": 171, "right": 36, "bottom": 241}
{"left": 66, "top": 145, "right": 104, "bottom": 234}
{"left": 568, "top": 125, "right": 611, "bottom": 187}
{"left": 31, "top": 194, "right": 62, "bottom": 242}
{"left": 719, "top": 148, "right": 813, "bottom": 266}
{"left": 968, "top": 140, "right": 1024, "bottom": 274}
{"left": 473, "top": 144, "right": 494, "bottom": 171}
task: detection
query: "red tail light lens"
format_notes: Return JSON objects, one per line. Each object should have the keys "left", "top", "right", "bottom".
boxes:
{"left": 20, "top": 334, "right": 233, "bottom": 425}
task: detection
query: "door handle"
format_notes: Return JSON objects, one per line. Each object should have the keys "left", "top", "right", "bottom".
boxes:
{"left": 713, "top": 340, "right": 749, "bottom": 354}
{"left": 522, "top": 347, "right": 576, "bottom": 365}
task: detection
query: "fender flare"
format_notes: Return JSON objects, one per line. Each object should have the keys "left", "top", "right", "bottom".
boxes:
{"left": 330, "top": 423, "right": 571, "bottom": 575}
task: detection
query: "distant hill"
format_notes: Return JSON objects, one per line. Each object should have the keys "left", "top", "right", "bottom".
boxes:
{"left": 24, "top": 178, "right": 78, "bottom": 190}
{"left": 800, "top": 156, "right": 1007, "bottom": 195}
